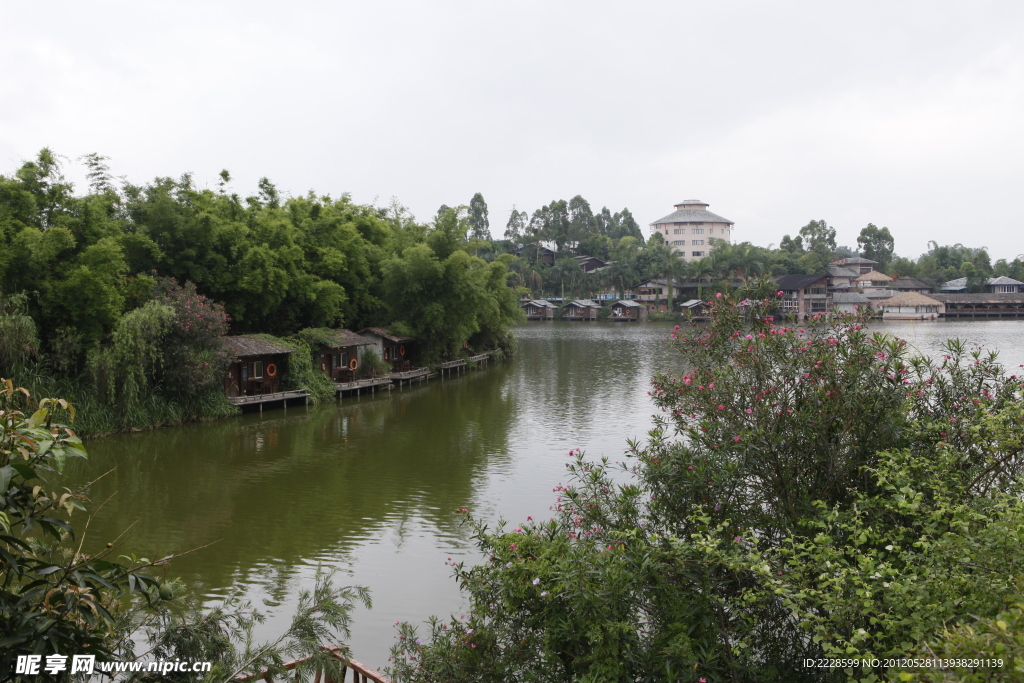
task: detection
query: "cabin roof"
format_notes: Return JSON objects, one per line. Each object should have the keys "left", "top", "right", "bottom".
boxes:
{"left": 358, "top": 327, "right": 414, "bottom": 343}
{"left": 566, "top": 299, "right": 599, "bottom": 308}
{"left": 225, "top": 335, "right": 294, "bottom": 358}
{"left": 773, "top": 273, "right": 829, "bottom": 290}
{"left": 890, "top": 277, "right": 931, "bottom": 290}
{"left": 612, "top": 299, "right": 642, "bottom": 307}
{"left": 319, "top": 329, "right": 374, "bottom": 348}
{"left": 883, "top": 292, "right": 941, "bottom": 306}
{"left": 832, "top": 292, "right": 871, "bottom": 303}
{"left": 857, "top": 270, "right": 893, "bottom": 282}
{"left": 826, "top": 265, "right": 860, "bottom": 278}
{"left": 680, "top": 299, "right": 704, "bottom": 308}
{"left": 989, "top": 276, "right": 1024, "bottom": 286}
{"left": 522, "top": 299, "right": 557, "bottom": 308}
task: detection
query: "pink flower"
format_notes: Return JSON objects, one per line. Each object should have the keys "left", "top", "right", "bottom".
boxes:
{"left": 733, "top": 436, "right": 741, "bottom": 442}
{"left": 717, "top": 404, "right": 725, "bottom": 411}
{"left": 716, "top": 292, "right": 722, "bottom": 299}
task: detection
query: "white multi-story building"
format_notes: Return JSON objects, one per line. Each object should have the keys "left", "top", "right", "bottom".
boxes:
{"left": 649, "top": 199, "right": 734, "bottom": 261}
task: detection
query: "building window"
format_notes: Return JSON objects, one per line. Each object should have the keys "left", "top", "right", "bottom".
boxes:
{"left": 691, "top": 251, "right": 704, "bottom": 257}
{"left": 692, "top": 240, "right": 704, "bottom": 245}
{"left": 253, "top": 361, "right": 264, "bottom": 379}
{"left": 674, "top": 228, "right": 684, "bottom": 234}
{"left": 811, "top": 287, "right": 826, "bottom": 295}
{"left": 672, "top": 240, "right": 684, "bottom": 246}
{"left": 691, "top": 228, "right": 704, "bottom": 234}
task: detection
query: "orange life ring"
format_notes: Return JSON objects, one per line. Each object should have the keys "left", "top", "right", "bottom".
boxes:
{"left": 349, "top": 358, "right": 358, "bottom": 370}
{"left": 399, "top": 345, "right": 406, "bottom": 356}
{"left": 266, "top": 363, "right": 277, "bottom": 377}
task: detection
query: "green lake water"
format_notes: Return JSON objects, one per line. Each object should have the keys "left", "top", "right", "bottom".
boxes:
{"left": 64, "top": 319, "right": 1024, "bottom": 670}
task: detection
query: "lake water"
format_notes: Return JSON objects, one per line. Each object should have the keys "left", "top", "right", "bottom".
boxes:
{"left": 65, "top": 318, "right": 1024, "bottom": 670}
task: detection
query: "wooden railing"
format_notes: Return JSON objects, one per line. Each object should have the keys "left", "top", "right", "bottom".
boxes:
{"left": 235, "top": 646, "right": 390, "bottom": 683}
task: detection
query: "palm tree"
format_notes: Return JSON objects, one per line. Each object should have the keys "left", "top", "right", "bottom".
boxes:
{"left": 689, "top": 257, "right": 715, "bottom": 300}
{"left": 664, "top": 249, "right": 686, "bottom": 311}
{"left": 733, "top": 243, "right": 766, "bottom": 283}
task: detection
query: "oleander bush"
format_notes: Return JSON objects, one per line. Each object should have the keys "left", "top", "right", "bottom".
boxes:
{"left": 388, "top": 294, "right": 1024, "bottom": 683}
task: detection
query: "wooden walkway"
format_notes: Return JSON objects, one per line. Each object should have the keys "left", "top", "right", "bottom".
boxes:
{"left": 390, "top": 367, "right": 430, "bottom": 387}
{"left": 229, "top": 390, "right": 311, "bottom": 411}
{"left": 234, "top": 645, "right": 389, "bottom": 683}
{"left": 335, "top": 377, "right": 392, "bottom": 395}
{"left": 437, "top": 359, "right": 467, "bottom": 378}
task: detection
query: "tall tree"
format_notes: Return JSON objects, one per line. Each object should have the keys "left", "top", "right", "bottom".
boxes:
{"left": 798, "top": 219, "right": 836, "bottom": 269}
{"left": 468, "top": 193, "right": 490, "bottom": 241}
{"left": 567, "top": 195, "right": 593, "bottom": 253}
{"left": 504, "top": 209, "right": 527, "bottom": 243}
{"left": 856, "top": 224, "right": 895, "bottom": 270}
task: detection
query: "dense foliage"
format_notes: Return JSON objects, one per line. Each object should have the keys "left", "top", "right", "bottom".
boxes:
{"left": 388, "top": 295, "right": 1024, "bottom": 682}
{"left": 0, "top": 150, "right": 523, "bottom": 433}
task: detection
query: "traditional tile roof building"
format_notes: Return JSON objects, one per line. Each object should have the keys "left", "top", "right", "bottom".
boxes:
{"left": 831, "top": 292, "right": 871, "bottom": 313}
{"left": 832, "top": 257, "right": 879, "bottom": 275}
{"left": 773, "top": 274, "right": 830, "bottom": 318}
{"left": 941, "top": 276, "right": 1024, "bottom": 293}
{"left": 890, "top": 277, "right": 933, "bottom": 293}
{"left": 649, "top": 200, "right": 733, "bottom": 262}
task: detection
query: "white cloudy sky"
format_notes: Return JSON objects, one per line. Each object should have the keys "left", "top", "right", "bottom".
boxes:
{"left": 3, "top": 0, "right": 1023, "bottom": 260}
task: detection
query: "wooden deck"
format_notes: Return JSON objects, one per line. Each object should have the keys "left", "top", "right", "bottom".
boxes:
{"left": 437, "top": 359, "right": 467, "bottom": 377}
{"left": 390, "top": 367, "right": 430, "bottom": 387}
{"left": 335, "top": 377, "right": 393, "bottom": 395}
{"left": 234, "top": 645, "right": 389, "bottom": 682}
{"left": 229, "top": 389, "right": 311, "bottom": 411}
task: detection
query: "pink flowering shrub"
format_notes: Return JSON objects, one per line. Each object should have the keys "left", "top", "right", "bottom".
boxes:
{"left": 388, "top": 294, "right": 1024, "bottom": 683}
{"left": 153, "top": 278, "right": 230, "bottom": 399}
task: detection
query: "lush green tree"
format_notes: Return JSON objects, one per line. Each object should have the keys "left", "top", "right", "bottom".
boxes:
{"left": 504, "top": 209, "right": 527, "bottom": 243}
{"left": 798, "top": 219, "right": 837, "bottom": 267}
{"left": 466, "top": 193, "right": 490, "bottom": 242}
{"left": 779, "top": 233, "right": 804, "bottom": 255}
{"left": 856, "top": 223, "right": 895, "bottom": 270}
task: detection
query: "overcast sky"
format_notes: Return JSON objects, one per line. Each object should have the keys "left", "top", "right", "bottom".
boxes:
{"left": 3, "top": 1, "right": 1023, "bottom": 260}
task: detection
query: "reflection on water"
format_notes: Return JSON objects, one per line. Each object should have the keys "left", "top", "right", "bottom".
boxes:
{"left": 64, "top": 319, "right": 1024, "bottom": 667}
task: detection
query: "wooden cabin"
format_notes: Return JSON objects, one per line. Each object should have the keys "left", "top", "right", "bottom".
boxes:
{"left": 224, "top": 336, "right": 294, "bottom": 398}
{"left": 563, "top": 299, "right": 600, "bottom": 321}
{"left": 609, "top": 299, "right": 646, "bottom": 321}
{"left": 358, "top": 327, "right": 415, "bottom": 371}
{"left": 315, "top": 329, "right": 374, "bottom": 382}
{"left": 573, "top": 255, "right": 607, "bottom": 273}
{"left": 522, "top": 299, "right": 557, "bottom": 320}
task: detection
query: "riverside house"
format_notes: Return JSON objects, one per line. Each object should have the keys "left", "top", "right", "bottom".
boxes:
{"left": 882, "top": 292, "right": 945, "bottom": 320}
{"left": 609, "top": 299, "right": 646, "bottom": 321}
{"left": 359, "top": 328, "right": 414, "bottom": 371}
{"left": 522, "top": 299, "right": 558, "bottom": 320}
{"left": 315, "top": 329, "right": 374, "bottom": 382}
{"left": 563, "top": 300, "right": 600, "bottom": 321}
{"left": 773, "top": 274, "right": 830, "bottom": 318}
{"left": 224, "top": 335, "right": 294, "bottom": 398}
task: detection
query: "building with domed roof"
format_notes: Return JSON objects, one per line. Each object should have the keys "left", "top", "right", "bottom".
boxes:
{"left": 649, "top": 200, "right": 734, "bottom": 261}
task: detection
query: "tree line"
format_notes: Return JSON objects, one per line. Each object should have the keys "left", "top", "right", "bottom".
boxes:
{"left": 0, "top": 149, "right": 522, "bottom": 433}
{"left": 500, "top": 213, "right": 1024, "bottom": 303}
